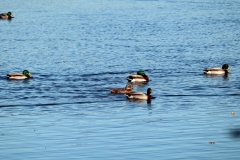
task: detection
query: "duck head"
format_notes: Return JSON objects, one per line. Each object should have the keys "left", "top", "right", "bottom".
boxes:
{"left": 222, "top": 64, "right": 231, "bottom": 71}
{"left": 22, "top": 70, "right": 32, "bottom": 77}
{"left": 6, "top": 12, "right": 13, "bottom": 19}
{"left": 137, "top": 70, "right": 145, "bottom": 75}
{"left": 7, "top": 12, "right": 12, "bottom": 16}
{"left": 125, "top": 85, "right": 132, "bottom": 91}
{"left": 147, "top": 88, "right": 152, "bottom": 95}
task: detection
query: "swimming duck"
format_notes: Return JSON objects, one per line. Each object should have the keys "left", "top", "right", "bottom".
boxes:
{"left": 0, "top": 12, "right": 13, "bottom": 19}
{"left": 110, "top": 85, "right": 133, "bottom": 94}
{"left": 203, "top": 64, "right": 231, "bottom": 75}
{"left": 127, "top": 70, "right": 149, "bottom": 82}
{"left": 7, "top": 70, "right": 32, "bottom": 80}
{"left": 125, "top": 88, "right": 152, "bottom": 100}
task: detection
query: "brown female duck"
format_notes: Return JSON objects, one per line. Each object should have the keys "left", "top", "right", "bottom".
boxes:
{"left": 110, "top": 85, "right": 133, "bottom": 94}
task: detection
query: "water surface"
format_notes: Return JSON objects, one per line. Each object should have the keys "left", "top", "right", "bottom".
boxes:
{"left": 1, "top": 0, "right": 240, "bottom": 159}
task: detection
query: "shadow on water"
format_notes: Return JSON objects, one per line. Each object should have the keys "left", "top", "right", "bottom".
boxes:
{"left": 0, "top": 19, "right": 13, "bottom": 22}
{"left": 126, "top": 98, "right": 152, "bottom": 104}
{"left": 164, "top": 94, "right": 240, "bottom": 97}
{"left": 81, "top": 71, "right": 132, "bottom": 77}
{"left": 229, "top": 128, "right": 240, "bottom": 139}
{"left": 0, "top": 100, "right": 121, "bottom": 108}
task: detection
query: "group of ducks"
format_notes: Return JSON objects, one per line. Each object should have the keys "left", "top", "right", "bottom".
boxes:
{"left": 0, "top": 12, "right": 14, "bottom": 19}
{"left": 110, "top": 70, "right": 152, "bottom": 101}
{"left": 6, "top": 63, "right": 231, "bottom": 102}
{"left": 109, "top": 64, "right": 231, "bottom": 101}
{"left": 2, "top": 11, "right": 232, "bottom": 101}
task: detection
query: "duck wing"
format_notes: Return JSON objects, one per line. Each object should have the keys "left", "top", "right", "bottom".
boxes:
{"left": 8, "top": 73, "right": 24, "bottom": 76}
{"left": 110, "top": 88, "right": 132, "bottom": 94}
{"left": 126, "top": 92, "right": 148, "bottom": 100}
{"left": 7, "top": 73, "right": 27, "bottom": 79}
{"left": 203, "top": 67, "right": 226, "bottom": 75}
{"left": 129, "top": 74, "right": 144, "bottom": 78}
{"left": 127, "top": 75, "right": 148, "bottom": 83}
{"left": 203, "top": 67, "right": 222, "bottom": 71}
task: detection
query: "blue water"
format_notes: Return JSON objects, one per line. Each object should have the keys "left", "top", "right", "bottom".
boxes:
{"left": 1, "top": 0, "right": 240, "bottom": 159}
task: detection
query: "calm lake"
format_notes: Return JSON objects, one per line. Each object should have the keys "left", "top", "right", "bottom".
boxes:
{"left": 1, "top": 0, "right": 240, "bottom": 159}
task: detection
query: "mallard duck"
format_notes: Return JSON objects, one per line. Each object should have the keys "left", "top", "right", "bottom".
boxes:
{"left": 127, "top": 70, "right": 149, "bottom": 82}
{"left": 0, "top": 12, "right": 14, "bottom": 19}
{"left": 7, "top": 70, "right": 32, "bottom": 80}
{"left": 125, "top": 88, "right": 152, "bottom": 100}
{"left": 110, "top": 85, "right": 132, "bottom": 94}
{"left": 203, "top": 64, "right": 231, "bottom": 75}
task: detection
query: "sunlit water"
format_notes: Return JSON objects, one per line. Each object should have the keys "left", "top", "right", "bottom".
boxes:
{"left": 1, "top": 0, "right": 240, "bottom": 159}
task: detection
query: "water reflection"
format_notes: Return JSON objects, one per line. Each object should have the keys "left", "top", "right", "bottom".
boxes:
{"left": 126, "top": 98, "right": 152, "bottom": 104}
{"left": 0, "top": 19, "right": 12, "bottom": 21}
{"left": 6, "top": 78, "right": 32, "bottom": 84}
{"left": 203, "top": 74, "right": 230, "bottom": 80}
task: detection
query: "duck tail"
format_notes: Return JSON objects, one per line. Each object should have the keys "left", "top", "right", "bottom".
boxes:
{"left": 126, "top": 76, "right": 133, "bottom": 82}
{"left": 6, "top": 74, "right": 12, "bottom": 79}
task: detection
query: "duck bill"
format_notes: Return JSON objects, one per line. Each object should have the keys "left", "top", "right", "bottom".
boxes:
{"left": 228, "top": 67, "right": 231, "bottom": 71}
{"left": 29, "top": 73, "right": 32, "bottom": 77}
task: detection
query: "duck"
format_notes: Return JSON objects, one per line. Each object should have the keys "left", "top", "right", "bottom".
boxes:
{"left": 127, "top": 70, "right": 149, "bottom": 83}
{"left": 203, "top": 64, "right": 231, "bottom": 75}
{"left": 125, "top": 88, "right": 152, "bottom": 100}
{"left": 7, "top": 70, "right": 32, "bottom": 80}
{"left": 0, "top": 12, "right": 14, "bottom": 19}
{"left": 110, "top": 85, "right": 132, "bottom": 94}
